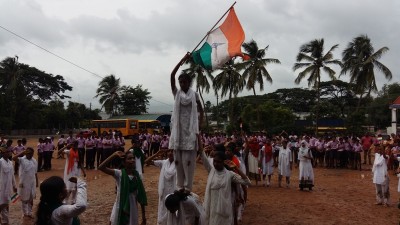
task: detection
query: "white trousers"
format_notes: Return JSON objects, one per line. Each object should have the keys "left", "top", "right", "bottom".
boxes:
{"left": 22, "top": 200, "right": 33, "bottom": 216}
{"left": 174, "top": 150, "right": 196, "bottom": 191}
{"left": 375, "top": 177, "right": 390, "bottom": 204}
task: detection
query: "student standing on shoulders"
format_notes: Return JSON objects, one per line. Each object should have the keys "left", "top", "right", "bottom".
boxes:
{"left": 169, "top": 53, "right": 204, "bottom": 193}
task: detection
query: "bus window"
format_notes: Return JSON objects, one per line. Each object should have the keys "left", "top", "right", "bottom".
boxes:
{"left": 116, "top": 122, "right": 124, "bottom": 128}
{"left": 151, "top": 122, "right": 160, "bottom": 129}
{"left": 130, "top": 122, "right": 137, "bottom": 129}
{"left": 138, "top": 122, "right": 146, "bottom": 129}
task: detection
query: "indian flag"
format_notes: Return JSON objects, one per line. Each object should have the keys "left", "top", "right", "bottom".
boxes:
{"left": 192, "top": 7, "right": 245, "bottom": 70}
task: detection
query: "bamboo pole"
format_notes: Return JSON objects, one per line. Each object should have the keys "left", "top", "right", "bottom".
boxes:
{"left": 190, "top": 1, "right": 237, "bottom": 54}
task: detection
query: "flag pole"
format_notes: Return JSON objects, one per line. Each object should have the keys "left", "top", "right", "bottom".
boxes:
{"left": 190, "top": 1, "right": 237, "bottom": 54}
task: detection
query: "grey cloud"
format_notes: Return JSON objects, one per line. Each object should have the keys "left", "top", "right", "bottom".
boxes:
{"left": 1, "top": 0, "right": 399, "bottom": 112}
{"left": 0, "top": 0, "right": 68, "bottom": 48}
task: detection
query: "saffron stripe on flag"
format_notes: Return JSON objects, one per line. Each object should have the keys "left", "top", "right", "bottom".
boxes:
{"left": 192, "top": 7, "right": 245, "bottom": 70}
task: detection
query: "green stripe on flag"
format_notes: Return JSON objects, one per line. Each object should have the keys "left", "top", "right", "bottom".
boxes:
{"left": 192, "top": 42, "right": 212, "bottom": 70}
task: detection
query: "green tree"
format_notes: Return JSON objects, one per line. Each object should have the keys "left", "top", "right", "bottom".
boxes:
{"left": 43, "top": 100, "right": 66, "bottom": 130}
{"left": 119, "top": 85, "right": 151, "bottom": 115}
{"left": 66, "top": 102, "right": 86, "bottom": 128}
{"left": 265, "top": 88, "right": 316, "bottom": 112}
{"left": 293, "top": 38, "right": 342, "bottom": 134}
{"left": 319, "top": 80, "right": 357, "bottom": 117}
{"left": 310, "top": 101, "right": 341, "bottom": 119}
{"left": 0, "top": 57, "right": 72, "bottom": 100}
{"left": 95, "top": 74, "right": 122, "bottom": 116}
{"left": 213, "top": 59, "right": 246, "bottom": 122}
{"left": 341, "top": 35, "right": 392, "bottom": 110}
{"left": 241, "top": 100, "right": 295, "bottom": 132}
{"left": 367, "top": 82, "right": 400, "bottom": 129}
{"left": 241, "top": 40, "right": 281, "bottom": 95}
{"left": 0, "top": 56, "right": 72, "bottom": 129}
{"left": 346, "top": 111, "right": 367, "bottom": 135}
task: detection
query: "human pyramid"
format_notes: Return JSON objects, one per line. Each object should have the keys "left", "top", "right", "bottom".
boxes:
{"left": 0, "top": 54, "right": 399, "bottom": 225}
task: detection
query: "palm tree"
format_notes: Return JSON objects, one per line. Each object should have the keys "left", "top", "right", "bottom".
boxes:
{"left": 293, "top": 38, "right": 342, "bottom": 134}
{"left": 0, "top": 56, "right": 27, "bottom": 125}
{"left": 213, "top": 59, "right": 246, "bottom": 122}
{"left": 95, "top": 74, "right": 122, "bottom": 116}
{"left": 0, "top": 56, "right": 23, "bottom": 95}
{"left": 341, "top": 35, "right": 392, "bottom": 110}
{"left": 241, "top": 40, "right": 281, "bottom": 95}
{"left": 183, "top": 59, "right": 214, "bottom": 129}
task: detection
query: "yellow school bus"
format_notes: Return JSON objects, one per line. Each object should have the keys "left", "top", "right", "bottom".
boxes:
{"left": 91, "top": 119, "right": 161, "bottom": 137}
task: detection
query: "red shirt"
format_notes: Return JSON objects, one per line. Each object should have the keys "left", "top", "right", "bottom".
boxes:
{"left": 361, "top": 136, "right": 373, "bottom": 150}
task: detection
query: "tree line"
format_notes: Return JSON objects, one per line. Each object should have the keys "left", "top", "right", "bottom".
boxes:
{"left": 0, "top": 34, "right": 393, "bottom": 134}
{"left": 207, "top": 82, "right": 400, "bottom": 134}
{"left": 0, "top": 57, "right": 151, "bottom": 131}
{"left": 182, "top": 35, "right": 392, "bottom": 134}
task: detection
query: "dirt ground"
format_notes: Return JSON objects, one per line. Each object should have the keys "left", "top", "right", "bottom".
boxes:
{"left": 6, "top": 137, "right": 400, "bottom": 225}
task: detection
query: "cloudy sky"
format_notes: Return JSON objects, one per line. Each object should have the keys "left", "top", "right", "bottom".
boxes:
{"left": 0, "top": 0, "right": 399, "bottom": 113}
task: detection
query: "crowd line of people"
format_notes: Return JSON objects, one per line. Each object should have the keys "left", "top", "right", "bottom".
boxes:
{"left": 1, "top": 129, "right": 399, "bottom": 225}
{"left": 0, "top": 54, "right": 398, "bottom": 225}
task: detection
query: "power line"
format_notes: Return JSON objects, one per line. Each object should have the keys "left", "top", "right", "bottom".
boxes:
{"left": 0, "top": 25, "right": 176, "bottom": 108}
{"left": 0, "top": 24, "right": 104, "bottom": 79}
{"left": 150, "top": 98, "right": 173, "bottom": 107}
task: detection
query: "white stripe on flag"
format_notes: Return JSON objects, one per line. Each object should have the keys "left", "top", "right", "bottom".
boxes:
{"left": 206, "top": 28, "right": 230, "bottom": 70}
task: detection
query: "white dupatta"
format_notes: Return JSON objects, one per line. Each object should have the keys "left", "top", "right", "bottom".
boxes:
{"left": 158, "top": 159, "right": 176, "bottom": 196}
{"left": 169, "top": 89, "right": 199, "bottom": 150}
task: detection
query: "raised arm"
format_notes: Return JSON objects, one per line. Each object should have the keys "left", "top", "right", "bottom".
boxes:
{"left": 12, "top": 150, "right": 25, "bottom": 161}
{"left": 98, "top": 151, "right": 124, "bottom": 176}
{"left": 52, "top": 178, "right": 87, "bottom": 221}
{"left": 198, "top": 136, "right": 212, "bottom": 173}
{"left": 171, "top": 53, "right": 191, "bottom": 95}
{"left": 144, "top": 150, "right": 164, "bottom": 166}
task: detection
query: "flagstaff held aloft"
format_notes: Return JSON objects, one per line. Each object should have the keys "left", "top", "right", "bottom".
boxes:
{"left": 192, "top": 7, "right": 245, "bottom": 70}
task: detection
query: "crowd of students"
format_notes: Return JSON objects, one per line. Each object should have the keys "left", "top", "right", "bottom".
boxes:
{"left": 0, "top": 53, "right": 398, "bottom": 224}
{"left": 0, "top": 130, "right": 399, "bottom": 225}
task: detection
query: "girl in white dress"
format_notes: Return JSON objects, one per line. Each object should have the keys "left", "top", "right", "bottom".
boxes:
{"left": 99, "top": 151, "right": 147, "bottom": 225}
{"left": 36, "top": 176, "right": 87, "bottom": 225}
{"left": 278, "top": 140, "right": 292, "bottom": 188}
{"left": 199, "top": 138, "right": 251, "bottom": 225}
{"left": 0, "top": 148, "right": 17, "bottom": 225}
{"left": 61, "top": 141, "right": 86, "bottom": 204}
{"left": 145, "top": 150, "right": 176, "bottom": 225}
{"left": 298, "top": 141, "right": 314, "bottom": 191}
{"left": 12, "top": 147, "right": 38, "bottom": 218}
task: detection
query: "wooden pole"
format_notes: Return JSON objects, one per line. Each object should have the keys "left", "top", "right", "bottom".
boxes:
{"left": 190, "top": 1, "right": 237, "bottom": 54}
